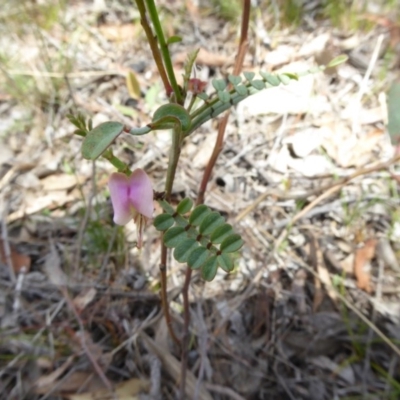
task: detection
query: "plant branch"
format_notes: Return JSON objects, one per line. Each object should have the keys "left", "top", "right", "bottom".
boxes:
{"left": 145, "top": 0, "right": 182, "bottom": 103}
{"left": 197, "top": 0, "right": 250, "bottom": 205}
{"left": 135, "top": 0, "right": 171, "bottom": 96}
{"left": 159, "top": 125, "right": 183, "bottom": 347}
{"left": 102, "top": 150, "right": 131, "bottom": 174}
{"left": 179, "top": 263, "right": 191, "bottom": 399}
{"left": 179, "top": 1, "right": 251, "bottom": 398}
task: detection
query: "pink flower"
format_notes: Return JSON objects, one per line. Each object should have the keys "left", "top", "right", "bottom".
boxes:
{"left": 108, "top": 169, "right": 154, "bottom": 248}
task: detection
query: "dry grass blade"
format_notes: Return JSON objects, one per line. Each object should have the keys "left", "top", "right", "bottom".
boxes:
{"left": 140, "top": 332, "right": 213, "bottom": 400}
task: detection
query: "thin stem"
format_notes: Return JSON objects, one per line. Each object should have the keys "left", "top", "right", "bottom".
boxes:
{"left": 197, "top": 0, "right": 250, "bottom": 204}
{"left": 134, "top": 0, "right": 172, "bottom": 96}
{"left": 160, "top": 125, "right": 183, "bottom": 347}
{"left": 179, "top": 264, "right": 191, "bottom": 399}
{"left": 145, "top": 0, "right": 183, "bottom": 104}
{"left": 102, "top": 150, "right": 131, "bottom": 174}
{"left": 179, "top": 1, "right": 251, "bottom": 397}
{"left": 165, "top": 126, "right": 182, "bottom": 197}
{"left": 160, "top": 245, "right": 180, "bottom": 345}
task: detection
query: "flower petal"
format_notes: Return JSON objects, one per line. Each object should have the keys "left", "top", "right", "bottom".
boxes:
{"left": 108, "top": 172, "right": 132, "bottom": 225}
{"left": 128, "top": 169, "right": 154, "bottom": 219}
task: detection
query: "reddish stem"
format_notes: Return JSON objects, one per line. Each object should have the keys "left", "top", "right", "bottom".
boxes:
{"left": 178, "top": 1, "right": 251, "bottom": 398}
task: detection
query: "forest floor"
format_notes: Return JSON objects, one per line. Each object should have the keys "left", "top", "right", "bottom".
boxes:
{"left": 1, "top": 1, "right": 400, "bottom": 399}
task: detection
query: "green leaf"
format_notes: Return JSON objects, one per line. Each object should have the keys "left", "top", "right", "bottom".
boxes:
{"left": 326, "top": 54, "right": 348, "bottom": 68}
{"left": 176, "top": 198, "right": 193, "bottom": 215}
{"left": 151, "top": 104, "right": 191, "bottom": 132}
{"left": 387, "top": 81, "right": 400, "bottom": 145}
{"left": 153, "top": 213, "right": 175, "bottom": 231}
{"left": 218, "top": 90, "right": 231, "bottom": 103}
{"left": 174, "top": 238, "right": 198, "bottom": 263}
{"left": 235, "top": 84, "right": 248, "bottom": 96}
{"left": 260, "top": 72, "right": 280, "bottom": 86}
{"left": 228, "top": 74, "right": 242, "bottom": 86}
{"left": 210, "top": 224, "right": 233, "bottom": 244}
{"left": 159, "top": 200, "right": 175, "bottom": 214}
{"left": 251, "top": 79, "right": 266, "bottom": 90}
{"left": 278, "top": 74, "right": 292, "bottom": 85}
{"left": 220, "top": 234, "right": 243, "bottom": 253}
{"left": 163, "top": 226, "right": 187, "bottom": 248}
{"left": 243, "top": 71, "right": 255, "bottom": 81}
{"left": 189, "top": 205, "right": 211, "bottom": 226}
{"left": 199, "top": 212, "right": 225, "bottom": 235}
{"left": 201, "top": 256, "right": 218, "bottom": 281}
{"left": 197, "top": 92, "right": 209, "bottom": 101}
{"left": 128, "top": 126, "right": 152, "bottom": 136}
{"left": 217, "top": 253, "right": 234, "bottom": 272}
{"left": 183, "top": 49, "right": 200, "bottom": 86}
{"left": 283, "top": 72, "right": 298, "bottom": 81}
{"left": 167, "top": 35, "right": 182, "bottom": 45}
{"left": 82, "top": 122, "right": 125, "bottom": 160}
{"left": 74, "top": 129, "right": 86, "bottom": 137}
{"left": 212, "top": 79, "right": 227, "bottom": 91}
{"left": 126, "top": 70, "right": 141, "bottom": 100}
{"left": 68, "top": 113, "right": 86, "bottom": 130}
{"left": 188, "top": 247, "right": 210, "bottom": 269}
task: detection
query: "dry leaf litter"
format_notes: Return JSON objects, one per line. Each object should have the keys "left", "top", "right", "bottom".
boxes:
{"left": 0, "top": 1, "right": 400, "bottom": 399}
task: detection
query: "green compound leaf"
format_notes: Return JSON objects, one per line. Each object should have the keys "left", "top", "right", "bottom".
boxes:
{"left": 199, "top": 212, "right": 225, "bottom": 235}
{"left": 212, "top": 79, "right": 227, "bottom": 91}
{"left": 259, "top": 72, "right": 280, "bottom": 86}
{"left": 201, "top": 256, "right": 218, "bottom": 281}
{"left": 183, "top": 49, "right": 200, "bottom": 87}
{"left": 188, "top": 247, "right": 210, "bottom": 269}
{"left": 218, "top": 90, "right": 231, "bottom": 103}
{"left": 174, "top": 238, "right": 198, "bottom": 263}
{"left": 151, "top": 104, "right": 191, "bottom": 132}
{"left": 153, "top": 213, "right": 175, "bottom": 231}
{"left": 235, "top": 84, "right": 248, "bottom": 96}
{"left": 243, "top": 71, "right": 255, "bottom": 81}
{"left": 251, "top": 79, "right": 266, "bottom": 90}
{"left": 189, "top": 205, "right": 211, "bottom": 226}
{"left": 228, "top": 74, "right": 242, "bottom": 86}
{"left": 210, "top": 224, "right": 233, "bottom": 244}
{"left": 217, "top": 253, "right": 234, "bottom": 272}
{"left": 326, "top": 54, "right": 348, "bottom": 68}
{"left": 176, "top": 198, "right": 193, "bottom": 215}
{"left": 82, "top": 122, "right": 124, "bottom": 160}
{"left": 220, "top": 234, "right": 244, "bottom": 253}
{"left": 163, "top": 226, "right": 187, "bottom": 248}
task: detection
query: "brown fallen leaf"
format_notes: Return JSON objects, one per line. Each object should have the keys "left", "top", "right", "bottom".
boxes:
{"left": 72, "top": 288, "right": 97, "bottom": 312}
{"left": 68, "top": 378, "right": 150, "bottom": 400}
{"left": 35, "top": 371, "right": 106, "bottom": 395}
{"left": 40, "top": 174, "right": 85, "bottom": 191}
{"left": 98, "top": 24, "right": 139, "bottom": 42}
{"left": 354, "top": 239, "right": 377, "bottom": 293}
{"left": 34, "top": 356, "right": 75, "bottom": 393}
{"left": 0, "top": 238, "right": 31, "bottom": 273}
